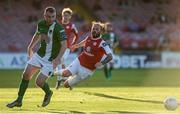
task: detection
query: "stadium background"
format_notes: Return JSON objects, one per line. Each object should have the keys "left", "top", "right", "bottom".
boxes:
{"left": 1, "top": 0, "right": 180, "bottom": 69}
{"left": 1, "top": 0, "right": 180, "bottom": 113}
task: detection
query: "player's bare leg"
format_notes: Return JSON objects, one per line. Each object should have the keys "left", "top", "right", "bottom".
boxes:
{"left": 7, "top": 64, "right": 39, "bottom": 108}
{"left": 36, "top": 74, "right": 53, "bottom": 107}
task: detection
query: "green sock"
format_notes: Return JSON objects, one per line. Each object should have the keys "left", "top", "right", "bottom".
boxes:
{"left": 17, "top": 79, "right": 29, "bottom": 103}
{"left": 108, "top": 67, "right": 112, "bottom": 79}
{"left": 104, "top": 65, "right": 109, "bottom": 78}
{"left": 104, "top": 66, "right": 113, "bottom": 80}
{"left": 109, "top": 66, "right": 113, "bottom": 77}
{"left": 41, "top": 82, "right": 51, "bottom": 94}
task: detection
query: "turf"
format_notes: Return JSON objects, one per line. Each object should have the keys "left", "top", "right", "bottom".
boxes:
{"left": 0, "top": 69, "right": 180, "bottom": 114}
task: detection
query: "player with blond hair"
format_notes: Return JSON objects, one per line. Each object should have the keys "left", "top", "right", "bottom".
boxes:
{"left": 56, "top": 8, "right": 79, "bottom": 89}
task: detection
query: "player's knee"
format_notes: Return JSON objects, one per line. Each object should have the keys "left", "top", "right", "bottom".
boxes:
{"left": 35, "top": 79, "right": 44, "bottom": 87}
{"left": 22, "top": 71, "right": 31, "bottom": 80}
{"left": 64, "top": 81, "right": 70, "bottom": 88}
{"left": 62, "top": 70, "right": 72, "bottom": 77}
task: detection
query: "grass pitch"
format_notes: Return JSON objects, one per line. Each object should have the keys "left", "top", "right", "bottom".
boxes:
{"left": 0, "top": 69, "right": 180, "bottom": 114}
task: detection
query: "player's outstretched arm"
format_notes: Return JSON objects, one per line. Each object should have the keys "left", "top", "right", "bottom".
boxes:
{"left": 101, "top": 53, "right": 113, "bottom": 65}
{"left": 95, "top": 41, "right": 113, "bottom": 68}
{"left": 95, "top": 53, "right": 113, "bottom": 68}
{"left": 70, "top": 37, "right": 87, "bottom": 51}
{"left": 71, "top": 24, "right": 79, "bottom": 45}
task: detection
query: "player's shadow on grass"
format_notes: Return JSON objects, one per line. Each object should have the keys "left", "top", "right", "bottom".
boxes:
{"left": 11, "top": 108, "right": 85, "bottom": 114}
{"left": 84, "top": 91, "right": 163, "bottom": 105}
{"left": 108, "top": 111, "right": 153, "bottom": 114}
{"left": 47, "top": 109, "right": 85, "bottom": 114}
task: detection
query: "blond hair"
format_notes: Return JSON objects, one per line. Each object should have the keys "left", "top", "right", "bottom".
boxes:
{"left": 62, "top": 8, "right": 73, "bottom": 15}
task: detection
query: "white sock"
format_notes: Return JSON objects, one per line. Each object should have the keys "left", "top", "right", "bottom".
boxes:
{"left": 57, "top": 76, "right": 68, "bottom": 81}
{"left": 63, "top": 77, "right": 68, "bottom": 80}
{"left": 55, "top": 69, "right": 63, "bottom": 75}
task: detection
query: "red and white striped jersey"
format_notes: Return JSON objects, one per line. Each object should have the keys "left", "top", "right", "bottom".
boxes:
{"left": 78, "top": 36, "right": 112, "bottom": 70}
{"left": 59, "top": 20, "right": 78, "bottom": 48}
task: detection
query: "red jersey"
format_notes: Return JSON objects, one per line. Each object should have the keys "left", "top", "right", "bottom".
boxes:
{"left": 59, "top": 20, "right": 78, "bottom": 48}
{"left": 78, "top": 36, "right": 112, "bottom": 71}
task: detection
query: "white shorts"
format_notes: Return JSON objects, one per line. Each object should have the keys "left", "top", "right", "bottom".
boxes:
{"left": 27, "top": 53, "right": 53, "bottom": 77}
{"left": 66, "top": 58, "right": 93, "bottom": 87}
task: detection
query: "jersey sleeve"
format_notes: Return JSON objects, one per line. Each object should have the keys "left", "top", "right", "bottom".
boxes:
{"left": 72, "top": 24, "right": 78, "bottom": 34}
{"left": 55, "top": 24, "right": 67, "bottom": 42}
{"left": 71, "top": 24, "right": 79, "bottom": 44}
{"left": 35, "top": 20, "right": 47, "bottom": 35}
{"left": 99, "top": 40, "right": 112, "bottom": 54}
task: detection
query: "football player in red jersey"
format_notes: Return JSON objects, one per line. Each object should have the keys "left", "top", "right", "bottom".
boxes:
{"left": 55, "top": 8, "right": 79, "bottom": 90}
{"left": 53, "top": 21, "right": 113, "bottom": 89}
{"left": 59, "top": 8, "right": 78, "bottom": 48}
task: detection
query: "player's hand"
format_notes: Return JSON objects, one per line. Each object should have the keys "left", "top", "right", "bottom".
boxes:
{"left": 70, "top": 44, "right": 78, "bottom": 52}
{"left": 27, "top": 47, "right": 33, "bottom": 59}
{"left": 95, "top": 62, "right": 103, "bottom": 68}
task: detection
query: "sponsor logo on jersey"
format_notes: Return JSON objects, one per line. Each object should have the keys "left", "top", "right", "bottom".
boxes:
{"left": 66, "top": 26, "right": 70, "bottom": 29}
{"left": 49, "top": 30, "right": 52, "bottom": 34}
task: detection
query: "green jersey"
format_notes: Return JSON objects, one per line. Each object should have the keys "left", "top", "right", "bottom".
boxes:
{"left": 35, "top": 19, "right": 66, "bottom": 61}
{"left": 101, "top": 32, "right": 117, "bottom": 48}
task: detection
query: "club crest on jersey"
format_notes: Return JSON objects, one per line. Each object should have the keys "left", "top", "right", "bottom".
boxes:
{"left": 93, "top": 42, "right": 97, "bottom": 46}
{"left": 66, "top": 26, "right": 70, "bottom": 29}
{"left": 49, "top": 30, "right": 52, "bottom": 34}
{"left": 86, "top": 46, "right": 91, "bottom": 52}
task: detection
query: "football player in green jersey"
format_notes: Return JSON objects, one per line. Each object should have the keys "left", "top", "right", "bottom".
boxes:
{"left": 101, "top": 22, "right": 119, "bottom": 79}
{"left": 7, "top": 6, "right": 67, "bottom": 108}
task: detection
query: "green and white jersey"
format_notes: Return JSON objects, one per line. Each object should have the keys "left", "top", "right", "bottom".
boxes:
{"left": 101, "top": 32, "right": 117, "bottom": 48}
{"left": 35, "top": 19, "right": 67, "bottom": 61}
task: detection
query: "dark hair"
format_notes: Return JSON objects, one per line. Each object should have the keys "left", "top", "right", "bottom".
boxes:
{"left": 44, "top": 6, "right": 56, "bottom": 14}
